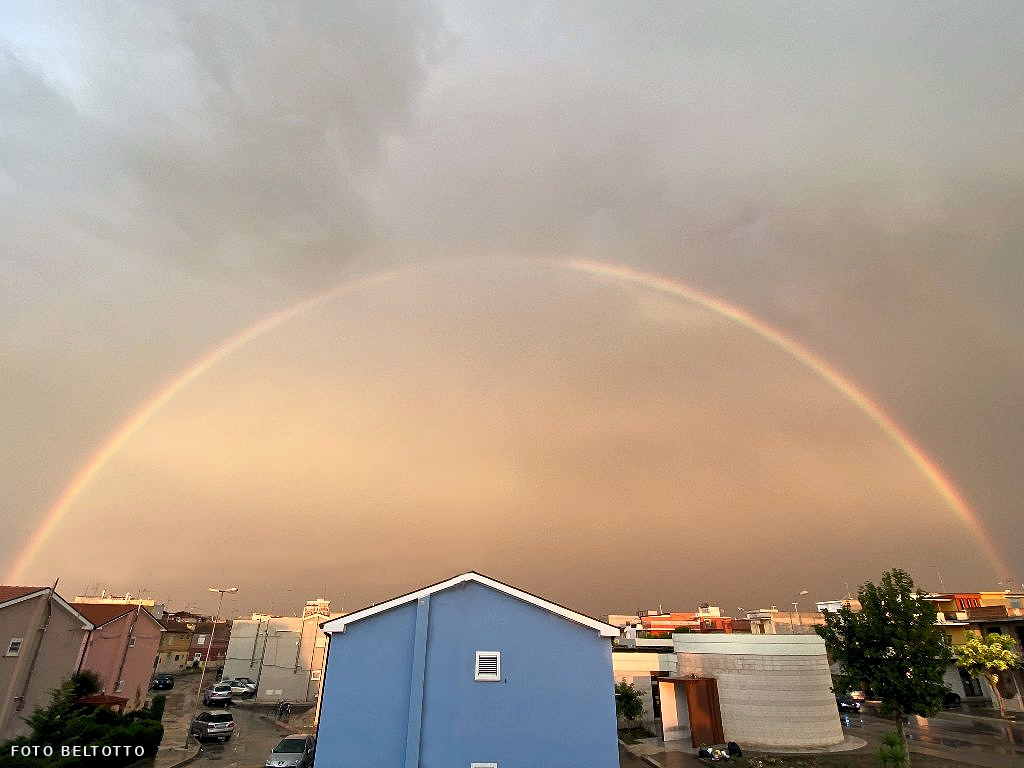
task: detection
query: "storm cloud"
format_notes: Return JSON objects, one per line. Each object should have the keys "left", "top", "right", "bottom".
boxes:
{"left": 2, "top": 2, "right": 1022, "bottom": 613}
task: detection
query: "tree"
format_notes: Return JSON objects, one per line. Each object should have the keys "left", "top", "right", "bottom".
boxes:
{"left": 816, "top": 568, "right": 951, "bottom": 760}
{"left": 22, "top": 671, "right": 101, "bottom": 741}
{"left": 955, "top": 630, "right": 1022, "bottom": 718}
{"left": 615, "top": 679, "right": 644, "bottom": 727}
{"left": 1, "top": 672, "right": 162, "bottom": 768}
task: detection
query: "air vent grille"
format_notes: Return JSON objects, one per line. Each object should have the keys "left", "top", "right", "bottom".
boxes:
{"left": 475, "top": 651, "right": 500, "bottom": 681}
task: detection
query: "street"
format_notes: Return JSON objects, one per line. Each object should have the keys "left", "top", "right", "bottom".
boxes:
{"left": 136, "top": 670, "right": 314, "bottom": 768}
{"left": 188, "top": 705, "right": 289, "bottom": 767}
{"left": 843, "top": 708, "right": 1024, "bottom": 766}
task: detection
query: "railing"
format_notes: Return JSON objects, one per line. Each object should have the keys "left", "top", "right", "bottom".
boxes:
{"left": 966, "top": 605, "right": 1009, "bottom": 620}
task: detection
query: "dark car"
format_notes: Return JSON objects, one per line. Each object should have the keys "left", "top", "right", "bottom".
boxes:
{"left": 265, "top": 734, "right": 316, "bottom": 768}
{"left": 837, "top": 695, "right": 862, "bottom": 713}
{"left": 943, "top": 690, "right": 962, "bottom": 708}
{"left": 189, "top": 711, "right": 235, "bottom": 742}
{"left": 151, "top": 674, "right": 174, "bottom": 690}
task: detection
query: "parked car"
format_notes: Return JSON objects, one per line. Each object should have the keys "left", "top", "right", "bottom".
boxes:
{"left": 151, "top": 674, "right": 174, "bottom": 690}
{"left": 190, "top": 711, "right": 235, "bottom": 742}
{"left": 225, "top": 679, "right": 256, "bottom": 697}
{"left": 234, "top": 676, "right": 257, "bottom": 688}
{"left": 202, "top": 683, "right": 233, "bottom": 706}
{"left": 943, "top": 690, "right": 962, "bottom": 708}
{"left": 836, "top": 695, "right": 861, "bottom": 713}
{"left": 265, "top": 734, "right": 316, "bottom": 768}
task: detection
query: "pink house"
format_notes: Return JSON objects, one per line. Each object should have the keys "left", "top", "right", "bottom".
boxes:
{"left": 74, "top": 604, "right": 163, "bottom": 710}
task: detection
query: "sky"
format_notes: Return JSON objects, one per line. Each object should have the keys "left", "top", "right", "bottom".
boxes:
{"left": 2, "top": 2, "right": 1022, "bottom": 620}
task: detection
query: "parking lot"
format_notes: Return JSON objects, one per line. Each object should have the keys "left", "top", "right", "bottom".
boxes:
{"left": 137, "top": 670, "right": 316, "bottom": 768}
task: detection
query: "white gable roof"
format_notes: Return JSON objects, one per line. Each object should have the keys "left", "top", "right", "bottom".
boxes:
{"left": 321, "top": 572, "right": 619, "bottom": 637}
{"left": 0, "top": 587, "right": 95, "bottom": 630}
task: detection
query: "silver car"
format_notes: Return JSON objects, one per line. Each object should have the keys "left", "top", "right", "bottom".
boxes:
{"left": 202, "top": 683, "right": 233, "bottom": 706}
{"left": 265, "top": 734, "right": 316, "bottom": 768}
{"left": 224, "top": 678, "right": 256, "bottom": 697}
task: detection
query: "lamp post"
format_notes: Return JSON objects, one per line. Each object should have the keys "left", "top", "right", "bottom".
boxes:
{"left": 185, "top": 587, "right": 237, "bottom": 748}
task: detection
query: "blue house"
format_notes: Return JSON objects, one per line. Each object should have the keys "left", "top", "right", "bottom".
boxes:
{"left": 316, "top": 572, "right": 620, "bottom": 767}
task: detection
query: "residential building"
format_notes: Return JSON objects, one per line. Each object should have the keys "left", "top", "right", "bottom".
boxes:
{"left": 155, "top": 619, "right": 195, "bottom": 674}
{"left": 0, "top": 586, "right": 93, "bottom": 740}
{"left": 74, "top": 603, "right": 163, "bottom": 710}
{"left": 612, "top": 607, "right": 751, "bottom": 647}
{"left": 966, "top": 591, "right": 1024, "bottom": 712}
{"left": 614, "top": 633, "right": 842, "bottom": 748}
{"left": 317, "top": 572, "right": 620, "bottom": 767}
{"left": 222, "top": 600, "right": 340, "bottom": 702}
{"left": 73, "top": 592, "right": 164, "bottom": 618}
{"left": 745, "top": 607, "right": 824, "bottom": 635}
{"left": 164, "top": 610, "right": 209, "bottom": 624}
{"left": 186, "top": 620, "right": 231, "bottom": 669}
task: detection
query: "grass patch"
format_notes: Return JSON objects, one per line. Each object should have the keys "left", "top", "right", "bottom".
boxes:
{"left": 618, "top": 726, "right": 656, "bottom": 744}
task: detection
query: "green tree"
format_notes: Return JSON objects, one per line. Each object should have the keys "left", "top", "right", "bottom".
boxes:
{"left": 22, "top": 672, "right": 100, "bottom": 742}
{"left": 615, "top": 679, "right": 644, "bottom": 727}
{"left": 816, "top": 568, "right": 951, "bottom": 760}
{"left": 1, "top": 672, "right": 162, "bottom": 768}
{"left": 955, "top": 630, "right": 1022, "bottom": 718}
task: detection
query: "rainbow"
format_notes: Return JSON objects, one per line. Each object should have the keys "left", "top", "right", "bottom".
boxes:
{"left": 6, "top": 258, "right": 1010, "bottom": 582}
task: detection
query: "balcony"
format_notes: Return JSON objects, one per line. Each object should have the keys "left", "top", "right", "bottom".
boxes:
{"left": 966, "top": 605, "right": 1009, "bottom": 620}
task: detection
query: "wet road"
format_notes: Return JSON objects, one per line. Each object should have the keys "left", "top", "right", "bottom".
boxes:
{"left": 135, "top": 671, "right": 312, "bottom": 768}
{"left": 843, "top": 708, "right": 1024, "bottom": 767}
{"left": 189, "top": 705, "right": 287, "bottom": 767}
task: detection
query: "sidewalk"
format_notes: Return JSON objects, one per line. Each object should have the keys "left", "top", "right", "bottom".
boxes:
{"left": 149, "top": 743, "right": 200, "bottom": 768}
{"left": 621, "top": 734, "right": 868, "bottom": 768}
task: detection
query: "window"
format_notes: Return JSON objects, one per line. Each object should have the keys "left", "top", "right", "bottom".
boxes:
{"left": 474, "top": 651, "right": 500, "bottom": 681}
{"left": 310, "top": 670, "right": 322, "bottom": 681}
{"left": 197, "top": 635, "right": 206, "bottom": 645}
{"left": 6, "top": 638, "right": 23, "bottom": 657}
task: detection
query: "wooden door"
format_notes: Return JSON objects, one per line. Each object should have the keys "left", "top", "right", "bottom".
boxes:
{"left": 680, "top": 677, "right": 724, "bottom": 747}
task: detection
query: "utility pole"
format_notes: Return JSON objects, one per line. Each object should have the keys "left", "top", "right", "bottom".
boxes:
{"left": 185, "top": 587, "right": 237, "bottom": 748}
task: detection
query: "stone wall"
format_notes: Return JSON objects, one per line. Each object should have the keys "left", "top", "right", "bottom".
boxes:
{"left": 674, "top": 634, "right": 843, "bottom": 748}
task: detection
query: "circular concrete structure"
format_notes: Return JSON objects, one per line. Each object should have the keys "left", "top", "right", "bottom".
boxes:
{"left": 674, "top": 634, "right": 843, "bottom": 749}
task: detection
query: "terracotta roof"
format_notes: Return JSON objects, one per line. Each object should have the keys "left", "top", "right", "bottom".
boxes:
{"left": 77, "top": 694, "right": 129, "bottom": 707}
{"left": 0, "top": 586, "right": 46, "bottom": 603}
{"left": 159, "top": 618, "right": 195, "bottom": 632}
{"left": 75, "top": 603, "right": 142, "bottom": 626}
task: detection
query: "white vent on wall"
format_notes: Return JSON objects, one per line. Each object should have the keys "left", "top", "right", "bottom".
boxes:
{"left": 471, "top": 763, "right": 498, "bottom": 768}
{"left": 474, "top": 651, "right": 500, "bottom": 681}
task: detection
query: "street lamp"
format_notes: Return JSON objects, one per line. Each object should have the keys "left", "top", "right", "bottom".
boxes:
{"left": 185, "top": 587, "right": 238, "bottom": 748}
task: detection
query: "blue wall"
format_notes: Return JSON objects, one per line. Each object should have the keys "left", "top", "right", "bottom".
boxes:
{"left": 316, "top": 600, "right": 417, "bottom": 767}
{"left": 316, "top": 581, "right": 618, "bottom": 767}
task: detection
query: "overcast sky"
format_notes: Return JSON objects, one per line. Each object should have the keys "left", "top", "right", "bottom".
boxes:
{"left": 2, "top": 2, "right": 1022, "bottom": 618}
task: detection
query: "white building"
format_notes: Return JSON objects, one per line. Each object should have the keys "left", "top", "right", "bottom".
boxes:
{"left": 222, "top": 599, "right": 342, "bottom": 703}
{"left": 613, "top": 633, "right": 842, "bottom": 749}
